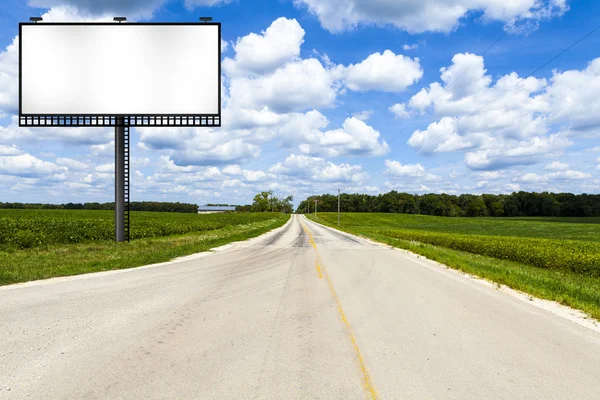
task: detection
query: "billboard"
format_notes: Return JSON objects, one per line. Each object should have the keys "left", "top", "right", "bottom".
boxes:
{"left": 19, "top": 22, "right": 221, "bottom": 126}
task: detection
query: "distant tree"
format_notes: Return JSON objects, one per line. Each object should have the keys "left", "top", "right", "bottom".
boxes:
{"left": 295, "top": 190, "right": 600, "bottom": 218}
{"left": 489, "top": 201, "right": 505, "bottom": 217}
{"left": 466, "top": 196, "right": 488, "bottom": 217}
{"left": 251, "top": 191, "right": 272, "bottom": 212}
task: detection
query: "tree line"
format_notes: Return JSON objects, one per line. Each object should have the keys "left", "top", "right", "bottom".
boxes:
{"left": 295, "top": 191, "right": 600, "bottom": 217}
{"left": 236, "top": 191, "right": 294, "bottom": 213}
{"left": 0, "top": 202, "right": 199, "bottom": 213}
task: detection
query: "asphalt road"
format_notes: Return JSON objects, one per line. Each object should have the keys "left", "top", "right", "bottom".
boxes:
{"left": 1, "top": 215, "right": 600, "bottom": 399}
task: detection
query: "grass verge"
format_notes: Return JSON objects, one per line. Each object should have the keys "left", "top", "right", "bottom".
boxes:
{"left": 308, "top": 214, "right": 600, "bottom": 322}
{"left": 0, "top": 215, "right": 288, "bottom": 286}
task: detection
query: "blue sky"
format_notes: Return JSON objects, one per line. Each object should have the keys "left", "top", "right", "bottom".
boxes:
{"left": 0, "top": 0, "right": 599, "bottom": 206}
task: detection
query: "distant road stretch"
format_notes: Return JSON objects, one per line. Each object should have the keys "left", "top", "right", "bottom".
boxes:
{"left": 1, "top": 215, "right": 599, "bottom": 399}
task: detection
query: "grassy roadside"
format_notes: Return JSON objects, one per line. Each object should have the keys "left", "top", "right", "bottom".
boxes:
{"left": 307, "top": 214, "right": 600, "bottom": 321}
{"left": 0, "top": 215, "right": 288, "bottom": 286}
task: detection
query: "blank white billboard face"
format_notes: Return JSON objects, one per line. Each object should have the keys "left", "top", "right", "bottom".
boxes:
{"left": 20, "top": 23, "right": 220, "bottom": 116}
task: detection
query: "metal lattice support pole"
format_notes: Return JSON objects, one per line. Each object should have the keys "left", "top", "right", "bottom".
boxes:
{"left": 124, "top": 124, "right": 130, "bottom": 242}
{"left": 115, "top": 117, "right": 129, "bottom": 242}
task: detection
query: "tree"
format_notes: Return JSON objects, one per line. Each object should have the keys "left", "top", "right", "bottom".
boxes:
{"left": 466, "top": 196, "right": 488, "bottom": 217}
{"left": 251, "top": 191, "right": 272, "bottom": 212}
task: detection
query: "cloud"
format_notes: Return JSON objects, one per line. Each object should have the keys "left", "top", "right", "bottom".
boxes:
{"left": 403, "top": 43, "right": 418, "bottom": 50}
{"left": 223, "top": 18, "right": 305, "bottom": 77}
{"left": 512, "top": 173, "right": 547, "bottom": 183}
{"left": 544, "top": 58, "right": 600, "bottom": 133}
{"left": 407, "top": 54, "right": 548, "bottom": 133}
{"left": 404, "top": 52, "right": 600, "bottom": 173}
{"left": 293, "top": 0, "right": 568, "bottom": 34}
{"left": 137, "top": 126, "right": 261, "bottom": 166}
{"left": 0, "top": 153, "right": 66, "bottom": 177}
{"left": 29, "top": 1, "right": 165, "bottom": 20}
{"left": 314, "top": 163, "right": 368, "bottom": 182}
{"left": 384, "top": 160, "right": 440, "bottom": 181}
{"left": 56, "top": 157, "right": 90, "bottom": 170}
{"left": 219, "top": 164, "right": 269, "bottom": 181}
{"left": 298, "top": 116, "right": 389, "bottom": 157}
{"left": 473, "top": 171, "right": 504, "bottom": 180}
{"left": 546, "top": 170, "right": 593, "bottom": 181}
{"left": 545, "top": 161, "right": 569, "bottom": 171}
{"left": 408, "top": 117, "right": 475, "bottom": 154}
{"left": 222, "top": 179, "right": 246, "bottom": 188}
{"left": 0, "top": 145, "right": 22, "bottom": 156}
{"left": 38, "top": 5, "right": 117, "bottom": 21}
{"left": 221, "top": 39, "right": 229, "bottom": 52}
{"left": 0, "top": 37, "right": 19, "bottom": 117}
{"left": 228, "top": 58, "right": 339, "bottom": 114}
{"left": 91, "top": 141, "right": 114, "bottom": 158}
{"left": 505, "top": 183, "right": 521, "bottom": 192}
{"left": 221, "top": 164, "right": 243, "bottom": 176}
{"left": 389, "top": 103, "right": 410, "bottom": 119}
{"left": 513, "top": 169, "right": 592, "bottom": 183}
{"left": 269, "top": 154, "right": 368, "bottom": 183}
{"left": 95, "top": 163, "right": 114, "bottom": 174}
{"left": 189, "top": 189, "right": 222, "bottom": 199}
{"left": 242, "top": 170, "right": 269, "bottom": 182}
{"left": 464, "top": 134, "right": 572, "bottom": 171}
{"left": 171, "top": 139, "right": 261, "bottom": 166}
{"left": 275, "top": 110, "right": 329, "bottom": 147}
{"left": 0, "top": 116, "right": 112, "bottom": 145}
{"left": 353, "top": 110, "right": 373, "bottom": 121}
{"left": 223, "top": 20, "right": 423, "bottom": 133}
{"left": 335, "top": 50, "right": 422, "bottom": 92}
{"left": 136, "top": 127, "right": 197, "bottom": 150}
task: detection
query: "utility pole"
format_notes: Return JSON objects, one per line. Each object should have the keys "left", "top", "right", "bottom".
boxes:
{"left": 338, "top": 188, "right": 340, "bottom": 225}
{"left": 314, "top": 199, "right": 318, "bottom": 216}
{"left": 307, "top": 199, "right": 310, "bottom": 214}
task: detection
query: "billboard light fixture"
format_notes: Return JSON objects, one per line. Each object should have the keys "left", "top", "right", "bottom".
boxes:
{"left": 199, "top": 17, "right": 213, "bottom": 22}
{"left": 113, "top": 17, "right": 127, "bottom": 23}
{"left": 29, "top": 17, "right": 43, "bottom": 23}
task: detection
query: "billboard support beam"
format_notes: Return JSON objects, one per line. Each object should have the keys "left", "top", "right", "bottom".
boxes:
{"left": 115, "top": 117, "right": 129, "bottom": 242}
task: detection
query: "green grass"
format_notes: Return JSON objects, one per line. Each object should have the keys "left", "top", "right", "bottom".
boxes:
{"left": 0, "top": 211, "right": 289, "bottom": 285}
{"left": 307, "top": 213, "right": 600, "bottom": 321}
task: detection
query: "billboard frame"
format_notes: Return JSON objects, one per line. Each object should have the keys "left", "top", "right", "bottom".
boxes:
{"left": 18, "top": 20, "right": 222, "bottom": 242}
{"left": 18, "top": 22, "right": 222, "bottom": 127}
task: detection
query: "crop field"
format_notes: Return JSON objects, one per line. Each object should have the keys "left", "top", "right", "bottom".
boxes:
{"left": 309, "top": 212, "right": 600, "bottom": 319}
{"left": 310, "top": 213, "right": 600, "bottom": 276}
{"left": 0, "top": 209, "right": 284, "bottom": 249}
{"left": 0, "top": 210, "right": 289, "bottom": 285}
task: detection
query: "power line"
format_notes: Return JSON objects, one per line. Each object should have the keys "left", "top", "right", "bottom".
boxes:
{"left": 417, "top": 22, "right": 600, "bottom": 155}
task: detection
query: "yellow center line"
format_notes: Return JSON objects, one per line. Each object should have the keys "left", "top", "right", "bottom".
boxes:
{"left": 300, "top": 218, "right": 379, "bottom": 400}
{"left": 315, "top": 260, "right": 323, "bottom": 279}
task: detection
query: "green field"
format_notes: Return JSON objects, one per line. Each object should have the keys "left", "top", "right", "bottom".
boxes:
{"left": 0, "top": 210, "right": 288, "bottom": 285}
{"left": 308, "top": 213, "right": 600, "bottom": 320}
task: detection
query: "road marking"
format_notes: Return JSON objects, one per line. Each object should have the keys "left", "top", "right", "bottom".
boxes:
{"left": 300, "top": 218, "right": 379, "bottom": 400}
{"left": 315, "top": 260, "right": 323, "bottom": 279}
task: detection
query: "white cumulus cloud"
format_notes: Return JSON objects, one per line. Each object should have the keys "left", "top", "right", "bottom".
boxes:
{"left": 293, "top": 0, "right": 568, "bottom": 34}
{"left": 336, "top": 50, "right": 422, "bottom": 92}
